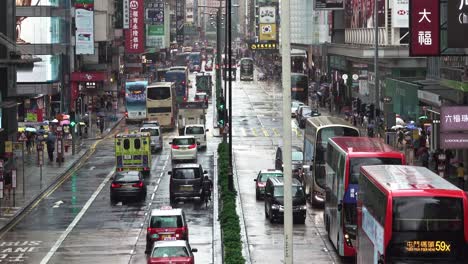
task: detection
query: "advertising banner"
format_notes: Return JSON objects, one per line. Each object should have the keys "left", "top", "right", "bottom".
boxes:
{"left": 392, "top": 0, "right": 409, "bottom": 28}
{"left": 440, "top": 133, "right": 468, "bottom": 149}
{"left": 259, "top": 23, "right": 276, "bottom": 41}
{"left": 176, "top": 0, "right": 185, "bottom": 43}
{"left": 125, "top": 0, "right": 144, "bottom": 53}
{"left": 259, "top": 6, "right": 276, "bottom": 23}
{"left": 75, "top": 0, "right": 94, "bottom": 9}
{"left": 346, "top": 0, "right": 385, "bottom": 29}
{"left": 448, "top": 0, "right": 468, "bottom": 48}
{"left": 146, "top": 25, "right": 165, "bottom": 48}
{"left": 315, "top": 0, "right": 344, "bottom": 10}
{"left": 440, "top": 106, "right": 468, "bottom": 132}
{"left": 146, "top": 1, "right": 164, "bottom": 25}
{"left": 75, "top": 9, "right": 94, "bottom": 54}
{"left": 409, "top": 0, "right": 439, "bottom": 56}
{"left": 123, "top": 0, "right": 130, "bottom": 29}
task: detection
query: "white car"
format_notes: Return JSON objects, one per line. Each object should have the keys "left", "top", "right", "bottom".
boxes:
{"left": 170, "top": 136, "right": 198, "bottom": 163}
{"left": 140, "top": 126, "right": 163, "bottom": 153}
{"left": 291, "top": 100, "right": 304, "bottom": 117}
{"left": 184, "top": 125, "right": 208, "bottom": 149}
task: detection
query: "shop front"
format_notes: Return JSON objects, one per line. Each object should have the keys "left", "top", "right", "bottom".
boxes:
{"left": 70, "top": 71, "right": 108, "bottom": 116}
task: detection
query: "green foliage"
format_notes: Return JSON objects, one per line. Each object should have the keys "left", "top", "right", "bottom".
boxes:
{"left": 217, "top": 143, "right": 245, "bottom": 264}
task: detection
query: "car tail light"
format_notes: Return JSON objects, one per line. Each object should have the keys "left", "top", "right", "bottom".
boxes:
{"left": 257, "top": 182, "right": 266, "bottom": 187}
{"left": 175, "top": 227, "right": 188, "bottom": 240}
{"left": 183, "top": 97, "right": 187, "bottom": 101}
{"left": 172, "top": 144, "right": 180, "bottom": 149}
{"left": 188, "top": 144, "right": 196, "bottom": 149}
{"left": 147, "top": 227, "right": 155, "bottom": 235}
{"left": 111, "top": 183, "right": 122, "bottom": 188}
{"left": 132, "top": 181, "right": 144, "bottom": 188}
{"left": 125, "top": 112, "right": 128, "bottom": 118}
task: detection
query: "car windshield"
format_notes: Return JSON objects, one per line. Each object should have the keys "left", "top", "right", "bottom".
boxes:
{"left": 152, "top": 246, "right": 189, "bottom": 258}
{"left": 292, "top": 151, "right": 303, "bottom": 162}
{"left": 292, "top": 101, "right": 303, "bottom": 109}
{"left": 173, "top": 138, "right": 195, "bottom": 145}
{"left": 140, "top": 128, "right": 159, "bottom": 136}
{"left": 274, "top": 186, "right": 304, "bottom": 197}
{"left": 114, "top": 172, "right": 139, "bottom": 182}
{"left": 150, "top": 215, "right": 183, "bottom": 228}
{"left": 173, "top": 168, "right": 201, "bottom": 179}
{"left": 185, "top": 127, "right": 204, "bottom": 135}
{"left": 260, "top": 173, "right": 283, "bottom": 182}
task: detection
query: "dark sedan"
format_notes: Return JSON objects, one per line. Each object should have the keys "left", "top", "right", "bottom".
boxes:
{"left": 110, "top": 171, "right": 147, "bottom": 203}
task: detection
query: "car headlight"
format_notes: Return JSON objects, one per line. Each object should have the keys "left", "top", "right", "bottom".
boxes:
{"left": 271, "top": 204, "right": 280, "bottom": 210}
{"left": 300, "top": 205, "right": 307, "bottom": 210}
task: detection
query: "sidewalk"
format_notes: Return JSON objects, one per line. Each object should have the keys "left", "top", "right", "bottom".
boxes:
{"left": 0, "top": 111, "right": 124, "bottom": 232}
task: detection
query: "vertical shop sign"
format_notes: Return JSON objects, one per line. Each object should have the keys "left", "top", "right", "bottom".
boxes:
{"left": 123, "top": 0, "right": 130, "bottom": 29}
{"left": 125, "top": 0, "right": 144, "bottom": 53}
{"left": 448, "top": 0, "right": 468, "bottom": 48}
{"left": 75, "top": 8, "right": 94, "bottom": 55}
{"left": 409, "top": 0, "right": 439, "bottom": 56}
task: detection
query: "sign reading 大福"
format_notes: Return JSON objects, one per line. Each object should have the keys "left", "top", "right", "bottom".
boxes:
{"left": 409, "top": 0, "right": 440, "bottom": 56}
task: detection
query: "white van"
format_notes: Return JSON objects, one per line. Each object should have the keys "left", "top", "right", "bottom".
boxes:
{"left": 184, "top": 124, "right": 208, "bottom": 149}
{"left": 140, "top": 126, "right": 163, "bottom": 153}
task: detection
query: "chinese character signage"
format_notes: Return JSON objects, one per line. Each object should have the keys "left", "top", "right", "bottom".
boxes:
{"left": 259, "top": 6, "right": 276, "bottom": 23}
{"left": 314, "top": 0, "right": 344, "bottom": 10}
{"left": 249, "top": 42, "right": 278, "bottom": 50}
{"left": 448, "top": 0, "right": 468, "bottom": 48}
{"left": 125, "top": 0, "right": 144, "bottom": 53}
{"left": 176, "top": 0, "right": 185, "bottom": 44}
{"left": 259, "top": 24, "right": 276, "bottom": 41}
{"left": 441, "top": 133, "right": 468, "bottom": 149}
{"left": 409, "top": 0, "right": 439, "bottom": 56}
{"left": 123, "top": 0, "right": 130, "bottom": 29}
{"left": 75, "top": 8, "right": 94, "bottom": 55}
{"left": 440, "top": 106, "right": 468, "bottom": 132}
{"left": 146, "top": 0, "right": 164, "bottom": 25}
{"left": 146, "top": 25, "right": 165, "bottom": 48}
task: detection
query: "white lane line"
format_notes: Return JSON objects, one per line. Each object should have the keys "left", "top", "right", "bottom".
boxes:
{"left": 40, "top": 169, "right": 115, "bottom": 264}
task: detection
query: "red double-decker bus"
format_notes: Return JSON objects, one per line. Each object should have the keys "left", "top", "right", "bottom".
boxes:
{"left": 325, "top": 137, "right": 406, "bottom": 257}
{"left": 357, "top": 165, "right": 468, "bottom": 263}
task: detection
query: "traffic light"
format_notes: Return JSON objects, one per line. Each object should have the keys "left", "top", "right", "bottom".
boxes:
{"left": 70, "top": 121, "right": 76, "bottom": 127}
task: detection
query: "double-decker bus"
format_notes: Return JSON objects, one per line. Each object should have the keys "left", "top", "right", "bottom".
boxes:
{"left": 303, "top": 116, "right": 360, "bottom": 206}
{"left": 325, "top": 137, "right": 406, "bottom": 257}
{"left": 146, "top": 82, "right": 177, "bottom": 129}
{"left": 165, "top": 69, "right": 188, "bottom": 103}
{"left": 125, "top": 80, "right": 148, "bottom": 122}
{"left": 239, "top": 57, "right": 254, "bottom": 81}
{"left": 291, "top": 73, "right": 308, "bottom": 103}
{"left": 174, "top": 52, "right": 189, "bottom": 66}
{"left": 357, "top": 165, "right": 468, "bottom": 263}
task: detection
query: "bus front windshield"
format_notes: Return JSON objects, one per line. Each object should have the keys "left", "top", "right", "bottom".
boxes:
{"left": 314, "top": 127, "right": 359, "bottom": 188}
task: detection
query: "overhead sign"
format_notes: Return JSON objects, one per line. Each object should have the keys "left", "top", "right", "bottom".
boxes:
{"left": 392, "top": 0, "right": 409, "bottom": 28}
{"left": 125, "top": 0, "right": 144, "bottom": 53}
{"left": 409, "top": 0, "right": 440, "bottom": 56}
{"left": 146, "top": 25, "right": 165, "bottom": 48}
{"left": 448, "top": 0, "right": 468, "bottom": 48}
{"left": 249, "top": 42, "right": 278, "bottom": 50}
{"left": 440, "top": 106, "right": 468, "bottom": 132}
{"left": 259, "top": 23, "right": 276, "bottom": 41}
{"left": 123, "top": 0, "right": 130, "bottom": 29}
{"left": 314, "top": 0, "right": 344, "bottom": 10}
{"left": 259, "top": 6, "right": 276, "bottom": 23}
{"left": 75, "top": 8, "right": 94, "bottom": 54}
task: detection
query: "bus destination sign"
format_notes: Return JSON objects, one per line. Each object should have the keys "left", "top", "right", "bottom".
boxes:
{"left": 405, "top": 240, "right": 451, "bottom": 253}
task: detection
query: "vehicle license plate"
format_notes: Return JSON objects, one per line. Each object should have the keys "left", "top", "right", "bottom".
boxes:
{"left": 124, "top": 155, "right": 132, "bottom": 159}
{"left": 181, "top": 186, "right": 193, "bottom": 191}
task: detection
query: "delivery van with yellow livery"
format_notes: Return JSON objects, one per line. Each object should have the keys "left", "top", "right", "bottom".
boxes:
{"left": 115, "top": 132, "right": 152, "bottom": 175}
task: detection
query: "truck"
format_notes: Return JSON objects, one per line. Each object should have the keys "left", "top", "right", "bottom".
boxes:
{"left": 115, "top": 132, "right": 152, "bottom": 176}
{"left": 177, "top": 101, "right": 207, "bottom": 135}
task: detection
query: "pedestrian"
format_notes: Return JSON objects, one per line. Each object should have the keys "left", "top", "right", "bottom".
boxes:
{"left": 46, "top": 132, "right": 55, "bottom": 162}
{"left": 97, "top": 117, "right": 104, "bottom": 134}
{"left": 420, "top": 148, "right": 429, "bottom": 168}
{"left": 397, "top": 129, "right": 404, "bottom": 149}
{"left": 433, "top": 148, "right": 441, "bottom": 171}
{"left": 445, "top": 149, "right": 454, "bottom": 176}
{"left": 457, "top": 163, "right": 465, "bottom": 190}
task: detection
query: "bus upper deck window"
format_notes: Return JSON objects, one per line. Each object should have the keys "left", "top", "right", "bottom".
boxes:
{"left": 123, "top": 139, "right": 130, "bottom": 150}
{"left": 134, "top": 139, "right": 141, "bottom": 149}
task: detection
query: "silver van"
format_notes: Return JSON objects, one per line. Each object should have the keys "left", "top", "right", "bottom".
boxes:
{"left": 140, "top": 126, "right": 163, "bottom": 153}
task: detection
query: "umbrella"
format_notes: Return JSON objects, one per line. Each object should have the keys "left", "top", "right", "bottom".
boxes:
{"left": 418, "top": 115, "right": 428, "bottom": 120}
{"left": 60, "top": 120, "right": 70, "bottom": 125}
{"left": 25, "top": 127, "right": 37, "bottom": 132}
{"left": 396, "top": 117, "right": 405, "bottom": 125}
{"left": 391, "top": 125, "right": 404, "bottom": 130}
{"left": 51, "top": 119, "right": 59, "bottom": 123}
{"left": 62, "top": 114, "right": 70, "bottom": 120}
{"left": 18, "top": 127, "right": 25, "bottom": 132}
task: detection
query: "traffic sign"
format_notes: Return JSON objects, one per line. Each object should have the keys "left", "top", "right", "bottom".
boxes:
{"left": 18, "top": 132, "right": 27, "bottom": 142}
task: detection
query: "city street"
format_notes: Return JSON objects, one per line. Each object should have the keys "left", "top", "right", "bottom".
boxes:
{"left": 230, "top": 74, "right": 348, "bottom": 264}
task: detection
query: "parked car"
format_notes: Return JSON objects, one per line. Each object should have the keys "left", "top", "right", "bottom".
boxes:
{"left": 170, "top": 136, "right": 198, "bottom": 163}
{"left": 168, "top": 163, "right": 207, "bottom": 203}
{"left": 147, "top": 240, "right": 197, "bottom": 264}
{"left": 145, "top": 206, "right": 189, "bottom": 253}
{"left": 264, "top": 177, "right": 307, "bottom": 224}
{"left": 291, "top": 100, "right": 304, "bottom": 118}
{"left": 140, "top": 125, "right": 163, "bottom": 153}
{"left": 295, "top": 105, "right": 311, "bottom": 124}
{"left": 254, "top": 169, "right": 283, "bottom": 200}
{"left": 275, "top": 146, "right": 304, "bottom": 171}
{"left": 110, "top": 171, "right": 147, "bottom": 203}
{"left": 298, "top": 109, "right": 321, "bottom": 128}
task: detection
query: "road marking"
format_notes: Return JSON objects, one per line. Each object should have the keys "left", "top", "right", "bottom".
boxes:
{"left": 272, "top": 128, "right": 280, "bottom": 137}
{"left": 89, "top": 166, "right": 95, "bottom": 171}
{"left": 241, "top": 127, "right": 247, "bottom": 137}
{"left": 297, "top": 129, "right": 302, "bottom": 137}
{"left": 52, "top": 201, "right": 63, "bottom": 208}
{"left": 261, "top": 127, "right": 269, "bottom": 137}
{"left": 40, "top": 169, "right": 115, "bottom": 264}
{"left": 252, "top": 128, "right": 257, "bottom": 137}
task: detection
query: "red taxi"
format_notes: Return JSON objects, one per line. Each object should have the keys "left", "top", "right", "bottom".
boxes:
{"left": 254, "top": 169, "right": 283, "bottom": 200}
{"left": 146, "top": 206, "right": 189, "bottom": 253}
{"left": 147, "top": 240, "right": 197, "bottom": 264}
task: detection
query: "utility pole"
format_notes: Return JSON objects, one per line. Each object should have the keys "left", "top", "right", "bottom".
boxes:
{"left": 374, "top": 0, "right": 379, "bottom": 123}
{"left": 227, "top": 0, "right": 234, "bottom": 192}
{"left": 280, "top": 0, "right": 293, "bottom": 262}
